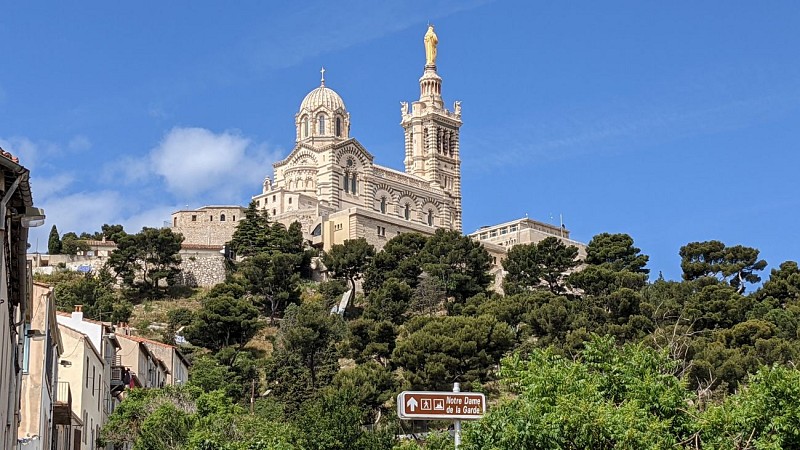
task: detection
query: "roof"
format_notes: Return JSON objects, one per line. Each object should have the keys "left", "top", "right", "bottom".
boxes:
{"left": 82, "top": 240, "right": 117, "bottom": 247}
{"left": 57, "top": 323, "right": 104, "bottom": 363}
{"left": 300, "top": 83, "right": 347, "bottom": 113}
{"left": 55, "top": 310, "right": 112, "bottom": 327}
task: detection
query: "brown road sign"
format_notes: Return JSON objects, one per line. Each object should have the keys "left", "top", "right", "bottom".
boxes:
{"left": 397, "top": 391, "right": 486, "bottom": 420}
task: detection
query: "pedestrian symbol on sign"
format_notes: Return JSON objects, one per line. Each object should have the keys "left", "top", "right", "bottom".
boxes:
{"left": 421, "top": 399, "right": 432, "bottom": 410}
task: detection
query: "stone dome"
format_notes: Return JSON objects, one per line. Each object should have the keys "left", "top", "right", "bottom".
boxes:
{"left": 299, "top": 84, "right": 347, "bottom": 113}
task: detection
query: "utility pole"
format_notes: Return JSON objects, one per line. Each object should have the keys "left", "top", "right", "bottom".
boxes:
{"left": 453, "top": 382, "right": 461, "bottom": 449}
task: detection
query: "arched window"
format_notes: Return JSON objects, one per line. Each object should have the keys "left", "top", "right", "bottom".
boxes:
{"left": 427, "top": 210, "right": 434, "bottom": 226}
{"left": 380, "top": 197, "right": 386, "bottom": 214}
{"left": 335, "top": 117, "right": 342, "bottom": 137}
{"left": 350, "top": 173, "right": 357, "bottom": 194}
{"left": 302, "top": 116, "right": 309, "bottom": 137}
{"left": 318, "top": 114, "right": 326, "bottom": 135}
{"left": 272, "top": 209, "right": 276, "bottom": 217}
{"left": 220, "top": 214, "right": 226, "bottom": 222}
{"left": 404, "top": 204, "right": 410, "bottom": 220}
{"left": 343, "top": 172, "right": 350, "bottom": 193}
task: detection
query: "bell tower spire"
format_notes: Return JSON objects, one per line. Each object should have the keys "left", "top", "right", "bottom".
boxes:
{"left": 401, "top": 25, "right": 463, "bottom": 231}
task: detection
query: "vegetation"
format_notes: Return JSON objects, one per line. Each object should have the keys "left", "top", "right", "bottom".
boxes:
{"left": 69, "top": 220, "right": 800, "bottom": 449}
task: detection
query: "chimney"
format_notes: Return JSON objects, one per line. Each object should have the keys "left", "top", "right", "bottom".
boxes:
{"left": 73, "top": 304, "right": 84, "bottom": 321}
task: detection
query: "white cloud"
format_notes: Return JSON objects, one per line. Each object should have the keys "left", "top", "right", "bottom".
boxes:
{"left": 30, "top": 173, "right": 76, "bottom": 200}
{"left": 149, "top": 127, "right": 281, "bottom": 203}
{"left": 68, "top": 135, "right": 92, "bottom": 151}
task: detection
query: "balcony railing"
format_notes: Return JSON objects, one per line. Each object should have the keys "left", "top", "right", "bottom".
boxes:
{"left": 53, "top": 382, "right": 72, "bottom": 425}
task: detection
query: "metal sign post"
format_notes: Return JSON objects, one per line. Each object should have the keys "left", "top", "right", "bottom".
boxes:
{"left": 397, "top": 383, "right": 486, "bottom": 449}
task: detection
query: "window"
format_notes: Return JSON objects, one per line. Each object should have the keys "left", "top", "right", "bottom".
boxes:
{"left": 377, "top": 226, "right": 386, "bottom": 237}
{"left": 350, "top": 173, "right": 357, "bottom": 194}
{"left": 404, "top": 204, "right": 410, "bottom": 220}
{"left": 303, "top": 117, "right": 309, "bottom": 137}
{"left": 288, "top": 198, "right": 292, "bottom": 204}
{"left": 343, "top": 173, "right": 350, "bottom": 193}
{"left": 85, "top": 357, "right": 89, "bottom": 388}
{"left": 173, "top": 217, "right": 177, "bottom": 227}
{"left": 509, "top": 225, "right": 518, "bottom": 232}
{"left": 489, "top": 230, "right": 497, "bottom": 238}
{"left": 232, "top": 215, "right": 236, "bottom": 221}
{"left": 220, "top": 214, "right": 226, "bottom": 222}
{"left": 22, "top": 323, "right": 30, "bottom": 373}
{"left": 210, "top": 215, "right": 213, "bottom": 221}
{"left": 318, "top": 114, "right": 326, "bottom": 134}
{"left": 272, "top": 209, "right": 276, "bottom": 216}
{"left": 191, "top": 215, "right": 197, "bottom": 222}
{"left": 427, "top": 210, "right": 434, "bottom": 226}
{"left": 335, "top": 117, "right": 342, "bottom": 137}
{"left": 500, "top": 227, "right": 507, "bottom": 235}
{"left": 380, "top": 197, "right": 386, "bottom": 214}
{"left": 335, "top": 223, "right": 343, "bottom": 231}
{"left": 272, "top": 195, "right": 276, "bottom": 202}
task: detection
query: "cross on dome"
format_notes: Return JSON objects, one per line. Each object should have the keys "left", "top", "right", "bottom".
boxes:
{"left": 320, "top": 67, "right": 325, "bottom": 86}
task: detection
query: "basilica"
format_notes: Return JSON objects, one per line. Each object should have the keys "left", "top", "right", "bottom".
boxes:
{"left": 252, "top": 25, "right": 463, "bottom": 250}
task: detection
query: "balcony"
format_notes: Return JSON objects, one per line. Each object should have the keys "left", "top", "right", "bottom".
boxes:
{"left": 110, "top": 355, "right": 127, "bottom": 394}
{"left": 53, "top": 382, "right": 72, "bottom": 425}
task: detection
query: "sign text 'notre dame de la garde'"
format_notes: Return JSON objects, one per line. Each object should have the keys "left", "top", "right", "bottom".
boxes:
{"left": 397, "top": 391, "right": 486, "bottom": 420}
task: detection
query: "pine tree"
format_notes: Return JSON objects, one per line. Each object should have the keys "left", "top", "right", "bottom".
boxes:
{"left": 48, "top": 225, "right": 62, "bottom": 254}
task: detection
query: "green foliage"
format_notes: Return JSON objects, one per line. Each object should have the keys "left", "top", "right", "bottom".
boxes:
{"left": 229, "top": 200, "right": 271, "bottom": 257}
{"left": 183, "top": 293, "right": 262, "bottom": 352}
{"left": 393, "top": 315, "right": 515, "bottom": 390}
{"left": 52, "top": 269, "right": 132, "bottom": 323}
{"left": 107, "top": 227, "right": 184, "bottom": 299}
{"left": 296, "top": 385, "right": 396, "bottom": 450}
{"left": 462, "top": 337, "right": 693, "bottom": 450}
{"left": 364, "top": 278, "right": 413, "bottom": 324}
{"left": 266, "top": 301, "right": 344, "bottom": 413}
{"left": 47, "top": 224, "right": 61, "bottom": 254}
{"left": 60, "top": 231, "right": 90, "bottom": 255}
{"left": 344, "top": 318, "right": 397, "bottom": 365}
{"left": 418, "top": 229, "right": 492, "bottom": 305}
{"left": 332, "top": 361, "right": 398, "bottom": 422}
{"left": 584, "top": 232, "right": 650, "bottom": 273}
{"left": 324, "top": 237, "right": 376, "bottom": 293}
{"left": 363, "top": 232, "right": 429, "bottom": 294}
{"left": 680, "top": 240, "right": 767, "bottom": 293}
{"left": 239, "top": 251, "right": 301, "bottom": 322}
{"left": 700, "top": 365, "right": 800, "bottom": 448}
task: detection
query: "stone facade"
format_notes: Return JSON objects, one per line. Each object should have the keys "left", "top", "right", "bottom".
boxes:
{"left": 252, "top": 27, "right": 462, "bottom": 251}
{"left": 170, "top": 205, "right": 246, "bottom": 246}
{"left": 176, "top": 246, "right": 226, "bottom": 287}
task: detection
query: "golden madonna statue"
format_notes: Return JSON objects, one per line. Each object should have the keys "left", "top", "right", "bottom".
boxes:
{"left": 424, "top": 25, "right": 438, "bottom": 66}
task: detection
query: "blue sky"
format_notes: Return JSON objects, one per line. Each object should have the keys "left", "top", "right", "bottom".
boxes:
{"left": 2, "top": 1, "right": 799, "bottom": 281}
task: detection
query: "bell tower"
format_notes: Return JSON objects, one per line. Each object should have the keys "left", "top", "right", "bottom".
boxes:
{"left": 401, "top": 25, "right": 463, "bottom": 231}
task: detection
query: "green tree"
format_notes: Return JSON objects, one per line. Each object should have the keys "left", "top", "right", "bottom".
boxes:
{"left": 502, "top": 237, "right": 580, "bottom": 295}
{"left": 240, "top": 251, "right": 301, "bottom": 322}
{"left": 48, "top": 224, "right": 61, "bottom": 254}
{"left": 680, "top": 240, "right": 767, "bottom": 293}
{"left": 344, "top": 318, "right": 397, "bottom": 365}
{"left": 418, "top": 229, "right": 492, "bottom": 305}
{"left": 53, "top": 270, "right": 132, "bottom": 324}
{"left": 296, "top": 385, "right": 396, "bottom": 450}
{"left": 266, "top": 301, "right": 344, "bottom": 412}
{"left": 364, "top": 278, "right": 413, "bottom": 324}
{"left": 228, "top": 200, "right": 270, "bottom": 257}
{"left": 107, "top": 227, "right": 184, "bottom": 299}
{"left": 60, "top": 231, "right": 90, "bottom": 255}
{"left": 324, "top": 238, "right": 376, "bottom": 310}
{"left": 701, "top": 365, "right": 800, "bottom": 448}
{"left": 584, "top": 232, "right": 649, "bottom": 273}
{"left": 183, "top": 294, "right": 262, "bottom": 353}
{"left": 363, "top": 232, "right": 428, "bottom": 294}
{"left": 462, "top": 337, "right": 694, "bottom": 450}
{"left": 392, "top": 315, "right": 515, "bottom": 390}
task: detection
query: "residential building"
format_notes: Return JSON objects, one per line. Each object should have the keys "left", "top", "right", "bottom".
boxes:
{"left": 57, "top": 323, "right": 111, "bottom": 450}
{"left": 114, "top": 334, "right": 170, "bottom": 389}
{"left": 18, "top": 283, "right": 63, "bottom": 450}
{"left": 0, "top": 148, "right": 42, "bottom": 450}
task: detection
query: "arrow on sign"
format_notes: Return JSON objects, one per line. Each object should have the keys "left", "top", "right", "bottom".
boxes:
{"left": 406, "top": 397, "right": 418, "bottom": 412}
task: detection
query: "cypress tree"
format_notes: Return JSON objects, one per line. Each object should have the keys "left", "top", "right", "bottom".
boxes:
{"left": 48, "top": 225, "right": 62, "bottom": 254}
